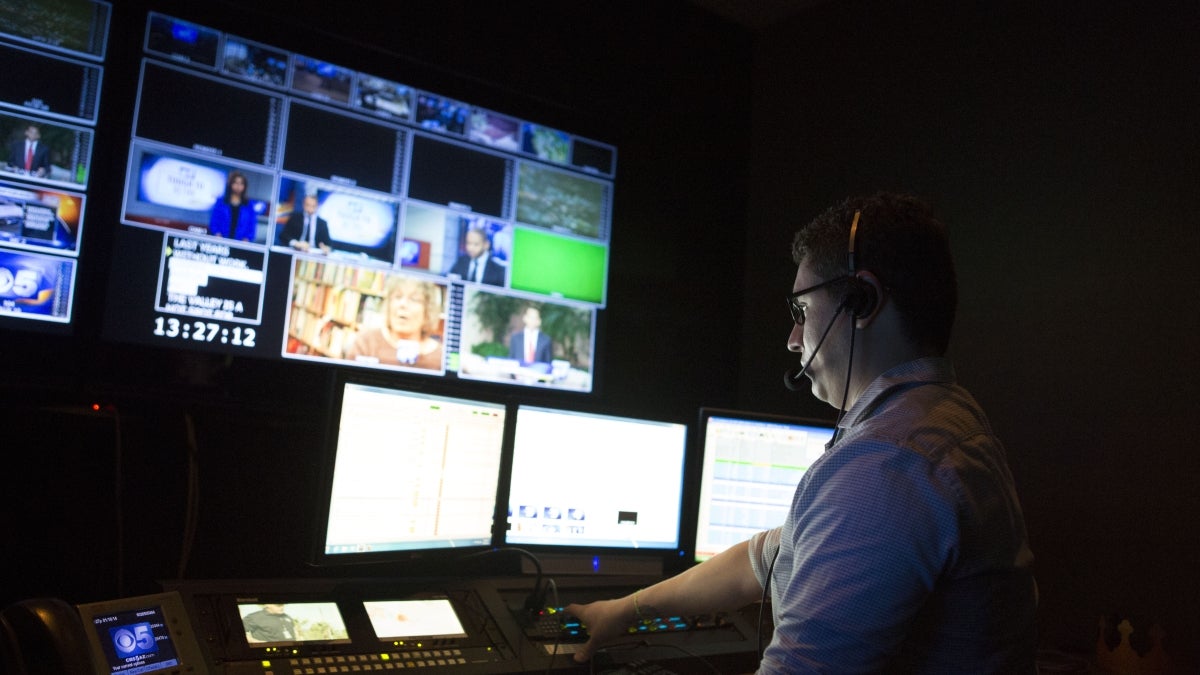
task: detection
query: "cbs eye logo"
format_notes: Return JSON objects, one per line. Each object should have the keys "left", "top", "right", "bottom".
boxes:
{"left": 109, "top": 622, "right": 158, "bottom": 658}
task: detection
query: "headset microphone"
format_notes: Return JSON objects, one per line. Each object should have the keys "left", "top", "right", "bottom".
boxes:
{"left": 783, "top": 298, "right": 849, "bottom": 391}
{"left": 782, "top": 366, "right": 809, "bottom": 392}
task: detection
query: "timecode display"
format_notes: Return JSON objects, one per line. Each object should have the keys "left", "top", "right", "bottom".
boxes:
{"left": 153, "top": 317, "right": 257, "bottom": 347}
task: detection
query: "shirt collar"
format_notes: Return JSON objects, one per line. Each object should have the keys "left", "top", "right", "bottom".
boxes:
{"left": 838, "top": 356, "right": 956, "bottom": 431}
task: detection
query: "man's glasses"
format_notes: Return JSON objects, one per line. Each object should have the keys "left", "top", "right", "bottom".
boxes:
{"left": 786, "top": 276, "right": 848, "bottom": 325}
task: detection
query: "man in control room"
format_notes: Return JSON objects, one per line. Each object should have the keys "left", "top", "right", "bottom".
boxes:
{"left": 567, "top": 192, "right": 1038, "bottom": 672}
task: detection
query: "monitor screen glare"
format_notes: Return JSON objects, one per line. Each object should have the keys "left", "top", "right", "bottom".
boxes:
{"left": 363, "top": 598, "right": 468, "bottom": 640}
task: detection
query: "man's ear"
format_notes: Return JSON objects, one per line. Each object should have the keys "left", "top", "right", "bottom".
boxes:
{"left": 851, "top": 271, "right": 885, "bottom": 329}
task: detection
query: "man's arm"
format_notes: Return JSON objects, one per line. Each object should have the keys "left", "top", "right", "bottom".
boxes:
{"left": 565, "top": 538, "right": 764, "bottom": 663}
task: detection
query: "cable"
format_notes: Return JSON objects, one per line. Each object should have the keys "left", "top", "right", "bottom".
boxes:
{"left": 455, "top": 546, "right": 548, "bottom": 613}
{"left": 832, "top": 315, "right": 859, "bottom": 440}
{"left": 760, "top": 312, "right": 859, "bottom": 663}
{"left": 757, "top": 542, "right": 780, "bottom": 662}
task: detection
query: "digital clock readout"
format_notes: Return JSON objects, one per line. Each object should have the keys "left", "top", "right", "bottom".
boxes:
{"left": 153, "top": 317, "right": 257, "bottom": 347}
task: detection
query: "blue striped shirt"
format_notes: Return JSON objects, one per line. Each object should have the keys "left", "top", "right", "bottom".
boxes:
{"left": 749, "top": 357, "right": 1037, "bottom": 672}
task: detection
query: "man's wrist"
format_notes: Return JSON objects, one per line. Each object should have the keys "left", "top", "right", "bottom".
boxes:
{"left": 631, "top": 589, "right": 660, "bottom": 623}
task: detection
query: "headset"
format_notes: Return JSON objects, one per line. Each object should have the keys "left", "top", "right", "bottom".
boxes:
{"left": 844, "top": 209, "right": 878, "bottom": 320}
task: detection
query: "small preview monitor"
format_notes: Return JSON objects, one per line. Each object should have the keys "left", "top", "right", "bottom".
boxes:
{"left": 694, "top": 408, "right": 835, "bottom": 562}
{"left": 363, "top": 598, "right": 468, "bottom": 641}
{"left": 314, "top": 376, "right": 508, "bottom": 564}
{"left": 505, "top": 404, "right": 688, "bottom": 551}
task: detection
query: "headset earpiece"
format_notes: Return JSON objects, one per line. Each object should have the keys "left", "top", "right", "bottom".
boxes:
{"left": 844, "top": 277, "right": 878, "bottom": 319}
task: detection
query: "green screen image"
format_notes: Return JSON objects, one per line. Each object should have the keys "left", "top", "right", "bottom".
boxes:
{"left": 510, "top": 228, "right": 607, "bottom": 305}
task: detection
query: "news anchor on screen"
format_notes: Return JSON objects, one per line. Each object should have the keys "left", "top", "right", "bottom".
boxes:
{"left": 447, "top": 226, "right": 505, "bottom": 286}
{"left": 208, "top": 170, "right": 257, "bottom": 241}
{"left": 508, "top": 305, "right": 552, "bottom": 365}
{"left": 276, "top": 193, "right": 330, "bottom": 252}
{"left": 7, "top": 123, "right": 51, "bottom": 178}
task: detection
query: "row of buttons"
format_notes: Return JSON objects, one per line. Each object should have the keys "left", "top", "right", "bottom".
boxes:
{"left": 283, "top": 650, "right": 468, "bottom": 672}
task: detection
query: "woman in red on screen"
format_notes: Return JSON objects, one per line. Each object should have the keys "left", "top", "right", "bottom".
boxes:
{"left": 344, "top": 275, "right": 445, "bottom": 370}
{"left": 208, "top": 170, "right": 257, "bottom": 241}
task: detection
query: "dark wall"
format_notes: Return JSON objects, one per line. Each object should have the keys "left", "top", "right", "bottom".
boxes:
{"left": 2, "top": 0, "right": 752, "bottom": 601}
{"left": 739, "top": 0, "right": 1199, "bottom": 665}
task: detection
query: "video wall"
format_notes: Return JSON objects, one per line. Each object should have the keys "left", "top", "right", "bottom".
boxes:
{"left": 0, "top": 0, "right": 109, "bottom": 328}
{"left": 100, "top": 9, "right": 616, "bottom": 393}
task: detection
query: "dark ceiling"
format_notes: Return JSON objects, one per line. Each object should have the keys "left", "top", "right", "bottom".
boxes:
{"left": 687, "top": 0, "right": 830, "bottom": 31}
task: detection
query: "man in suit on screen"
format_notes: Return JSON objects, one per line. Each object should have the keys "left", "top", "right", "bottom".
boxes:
{"left": 448, "top": 226, "right": 505, "bottom": 286}
{"left": 276, "top": 194, "right": 331, "bottom": 252}
{"left": 7, "top": 124, "right": 51, "bottom": 178}
{"left": 509, "top": 305, "right": 552, "bottom": 365}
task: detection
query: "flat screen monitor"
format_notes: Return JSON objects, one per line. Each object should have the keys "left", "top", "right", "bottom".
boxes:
{"left": 312, "top": 376, "right": 509, "bottom": 565}
{"left": 0, "top": 0, "right": 109, "bottom": 332}
{"left": 693, "top": 408, "right": 835, "bottom": 562}
{"left": 99, "top": 7, "right": 615, "bottom": 393}
{"left": 505, "top": 404, "right": 689, "bottom": 553}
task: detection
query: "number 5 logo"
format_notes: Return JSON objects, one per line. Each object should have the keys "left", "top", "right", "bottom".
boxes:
{"left": 110, "top": 622, "right": 157, "bottom": 657}
{"left": 135, "top": 623, "right": 155, "bottom": 650}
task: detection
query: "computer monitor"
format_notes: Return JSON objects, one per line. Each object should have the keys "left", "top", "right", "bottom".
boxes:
{"left": 504, "top": 404, "right": 689, "bottom": 556}
{"left": 311, "top": 375, "right": 509, "bottom": 566}
{"left": 693, "top": 408, "right": 835, "bottom": 562}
